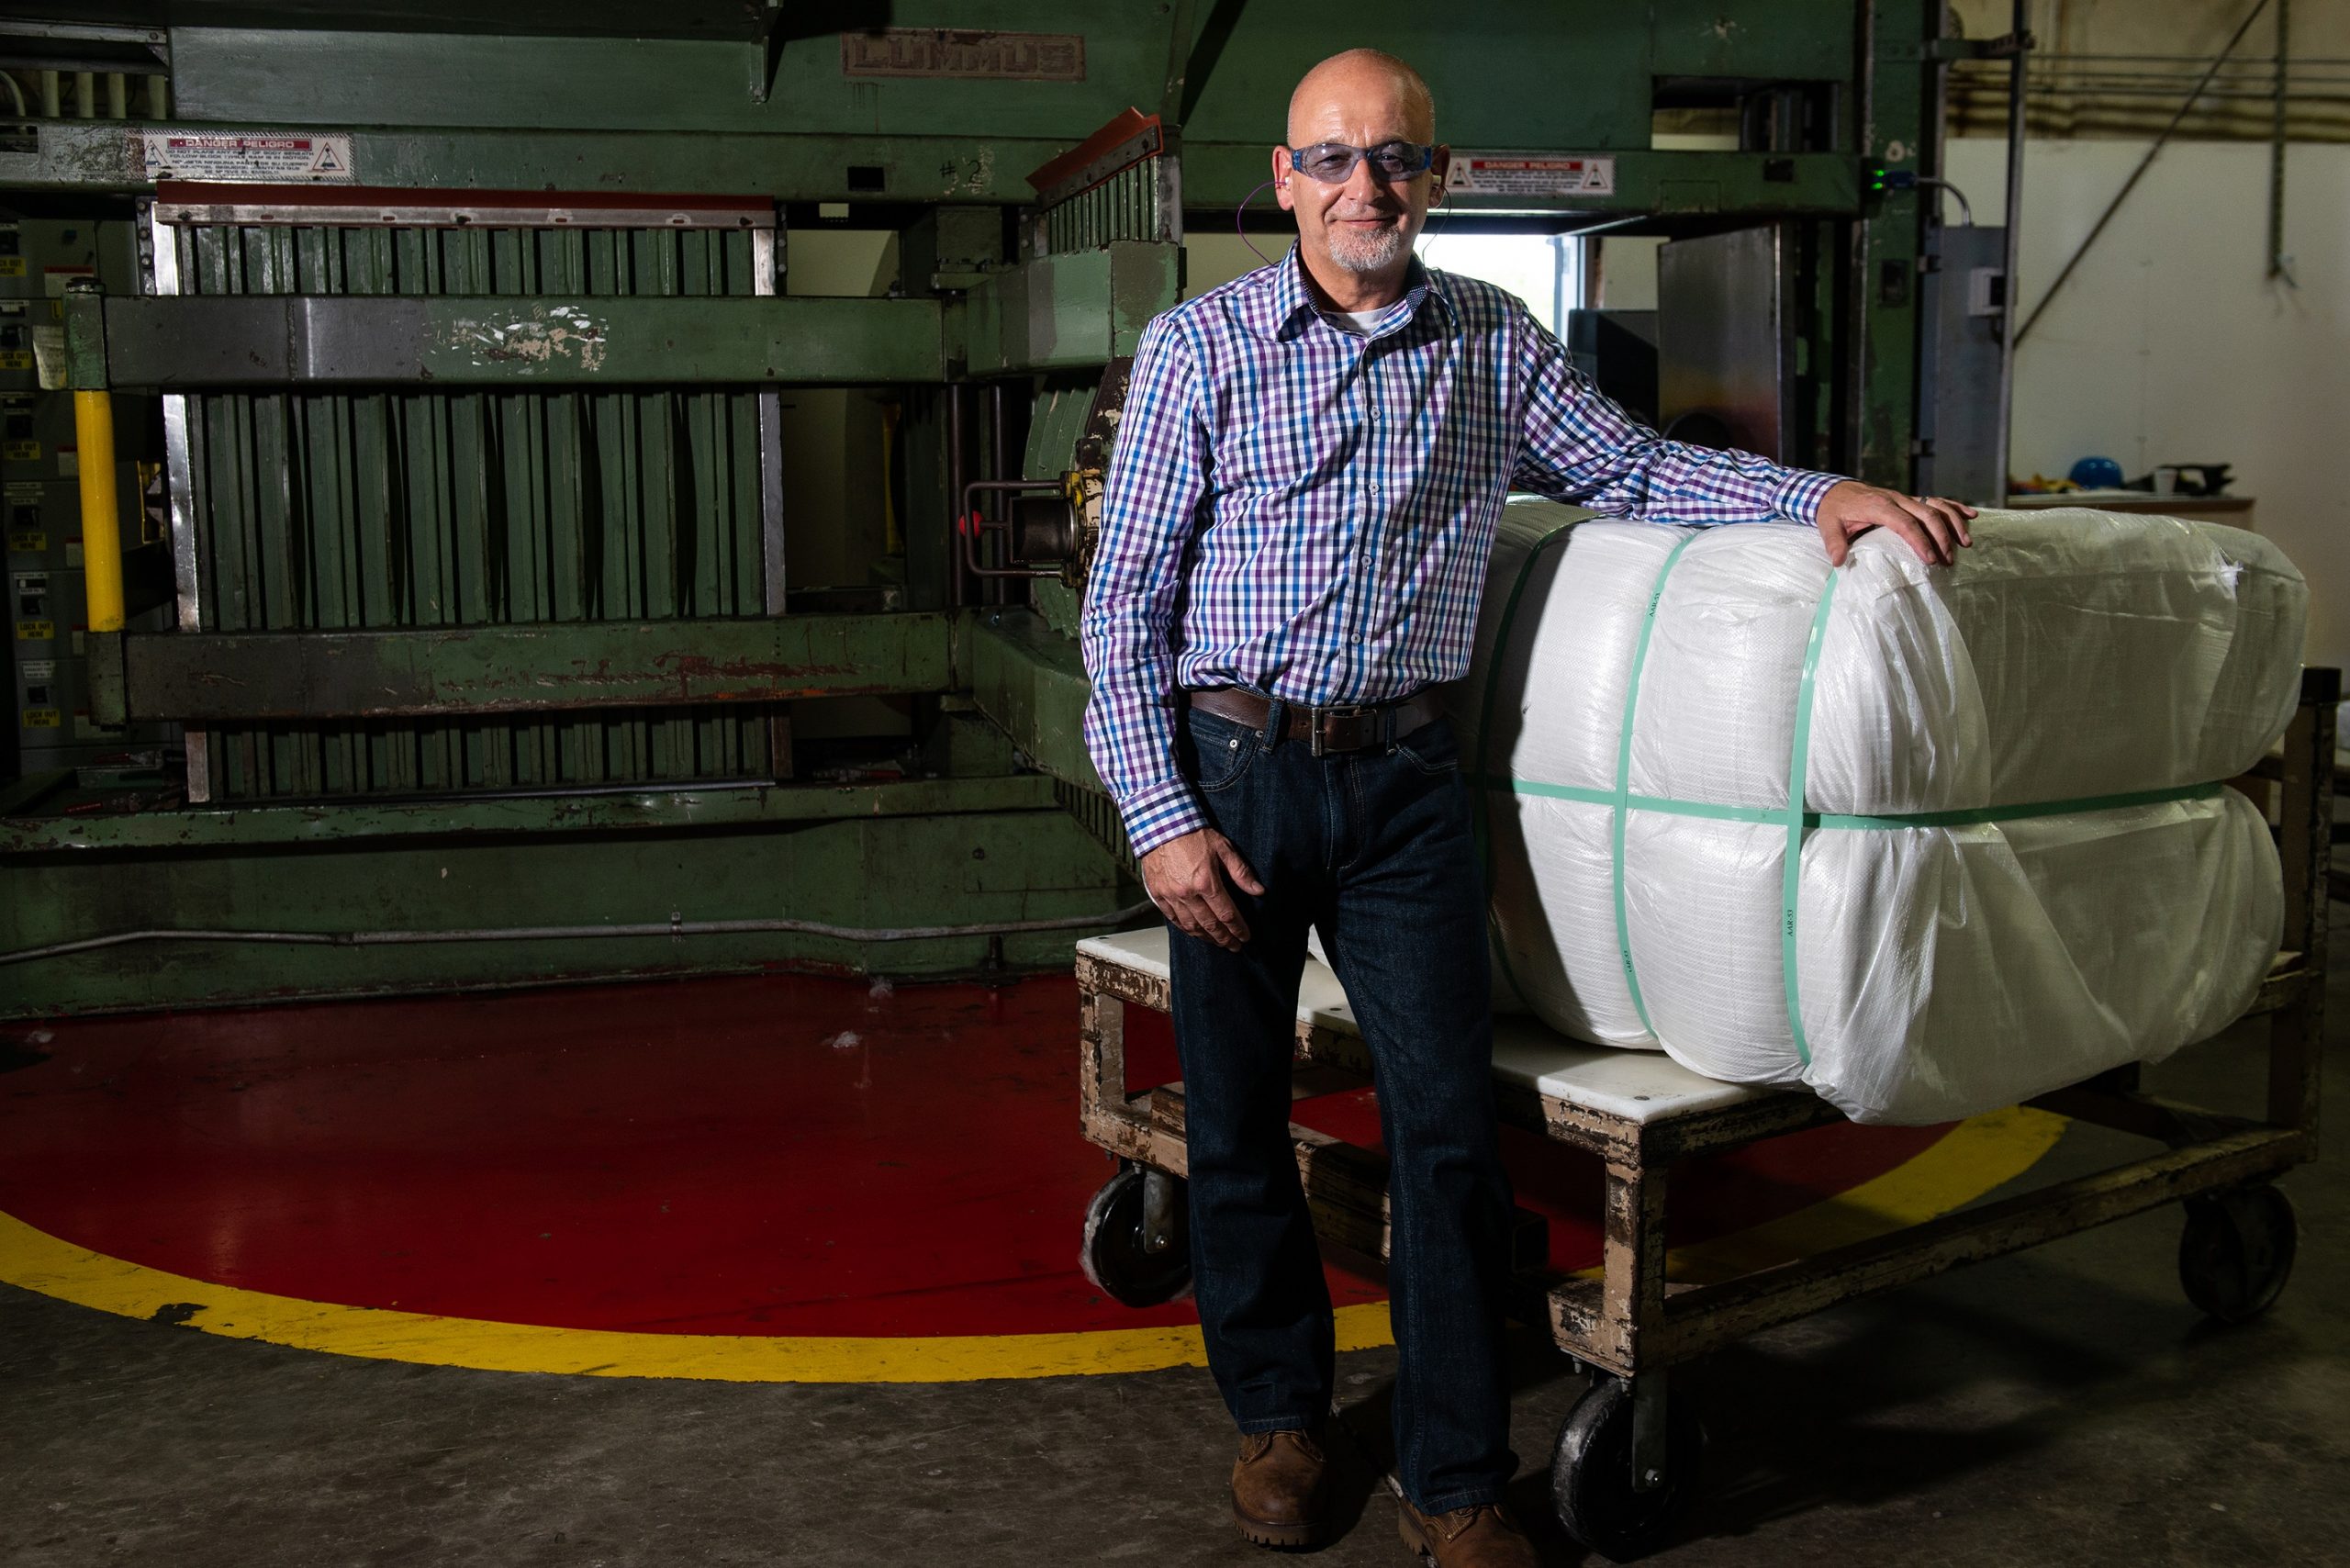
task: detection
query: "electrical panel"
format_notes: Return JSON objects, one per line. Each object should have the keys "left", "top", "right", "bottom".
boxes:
{"left": 0, "top": 212, "right": 173, "bottom": 782}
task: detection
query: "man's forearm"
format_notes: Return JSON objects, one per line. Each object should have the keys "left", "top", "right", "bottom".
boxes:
{"left": 1079, "top": 599, "right": 1209, "bottom": 858}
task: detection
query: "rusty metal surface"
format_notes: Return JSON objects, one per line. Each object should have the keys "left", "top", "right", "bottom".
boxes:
{"left": 0, "top": 773, "right": 1064, "bottom": 856}
{"left": 94, "top": 293, "right": 948, "bottom": 389}
{"left": 119, "top": 611, "right": 958, "bottom": 722}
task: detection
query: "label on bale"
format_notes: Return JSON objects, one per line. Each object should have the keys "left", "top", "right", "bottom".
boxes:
{"left": 138, "top": 130, "right": 355, "bottom": 184}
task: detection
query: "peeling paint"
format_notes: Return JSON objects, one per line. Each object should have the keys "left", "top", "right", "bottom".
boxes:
{"left": 453, "top": 303, "right": 609, "bottom": 375}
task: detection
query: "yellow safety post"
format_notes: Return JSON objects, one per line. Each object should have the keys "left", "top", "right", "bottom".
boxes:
{"left": 73, "top": 389, "right": 124, "bottom": 634}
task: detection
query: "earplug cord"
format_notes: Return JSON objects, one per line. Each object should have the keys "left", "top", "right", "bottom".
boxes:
{"left": 1236, "top": 179, "right": 1278, "bottom": 265}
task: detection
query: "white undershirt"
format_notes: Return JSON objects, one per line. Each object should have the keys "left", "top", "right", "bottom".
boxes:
{"left": 1326, "top": 309, "right": 1386, "bottom": 335}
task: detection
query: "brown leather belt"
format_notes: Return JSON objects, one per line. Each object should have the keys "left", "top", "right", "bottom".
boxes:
{"left": 1187, "top": 686, "right": 1448, "bottom": 756}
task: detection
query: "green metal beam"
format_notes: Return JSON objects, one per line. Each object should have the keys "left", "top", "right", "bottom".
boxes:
{"left": 0, "top": 773, "right": 1063, "bottom": 855}
{"left": 19, "top": 128, "right": 1872, "bottom": 220}
{"left": 957, "top": 243, "right": 1181, "bottom": 375}
{"left": 0, "top": 802, "right": 1136, "bottom": 1017}
{"left": 1855, "top": 1, "right": 1935, "bottom": 487}
{"left": 15, "top": 119, "right": 1077, "bottom": 203}
{"left": 1192, "top": 146, "right": 1865, "bottom": 218}
{"left": 89, "top": 295, "right": 946, "bottom": 389}
{"left": 112, "top": 611, "right": 960, "bottom": 722}
{"left": 963, "top": 609, "right": 1102, "bottom": 793}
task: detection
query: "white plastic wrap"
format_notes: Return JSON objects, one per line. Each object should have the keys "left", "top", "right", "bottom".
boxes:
{"left": 1463, "top": 501, "right": 2305, "bottom": 1124}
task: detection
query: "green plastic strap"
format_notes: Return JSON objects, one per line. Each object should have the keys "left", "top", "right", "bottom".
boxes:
{"left": 1498, "top": 775, "right": 2223, "bottom": 829}
{"left": 1471, "top": 516, "right": 1583, "bottom": 1010}
{"left": 1814, "top": 781, "right": 2220, "bottom": 830}
{"left": 1779, "top": 570, "right": 1842, "bottom": 1068}
{"left": 1611, "top": 532, "right": 1699, "bottom": 1036}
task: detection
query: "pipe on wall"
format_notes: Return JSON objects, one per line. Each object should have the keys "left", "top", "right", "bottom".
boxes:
{"left": 1996, "top": 0, "right": 2029, "bottom": 506}
{"left": 0, "top": 902, "right": 1158, "bottom": 969}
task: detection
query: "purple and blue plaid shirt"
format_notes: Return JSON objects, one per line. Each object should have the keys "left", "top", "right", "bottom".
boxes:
{"left": 1080, "top": 247, "right": 1843, "bottom": 857}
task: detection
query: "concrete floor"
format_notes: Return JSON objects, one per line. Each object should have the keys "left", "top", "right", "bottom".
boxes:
{"left": 5, "top": 953, "right": 2347, "bottom": 1568}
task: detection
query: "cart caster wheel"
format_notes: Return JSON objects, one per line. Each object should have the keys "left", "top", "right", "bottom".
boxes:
{"left": 2179, "top": 1184, "right": 2298, "bottom": 1325}
{"left": 1550, "top": 1377, "right": 1702, "bottom": 1563}
{"left": 1080, "top": 1164, "right": 1191, "bottom": 1307}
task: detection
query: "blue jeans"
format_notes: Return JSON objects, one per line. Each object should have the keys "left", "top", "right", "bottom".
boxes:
{"left": 1166, "top": 698, "right": 1518, "bottom": 1515}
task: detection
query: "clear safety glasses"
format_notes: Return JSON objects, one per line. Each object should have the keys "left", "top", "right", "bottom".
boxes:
{"left": 1284, "top": 140, "right": 1437, "bottom": 183}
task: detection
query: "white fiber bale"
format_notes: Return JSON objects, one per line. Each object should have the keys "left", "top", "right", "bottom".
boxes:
{"left": 1465, "top": 500, "right": 2304, "bottom": 1124}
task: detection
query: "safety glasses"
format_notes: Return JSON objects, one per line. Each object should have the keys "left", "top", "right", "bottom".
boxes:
{"left": 1284, "top": 140, "right": 1438, "bottom": 184}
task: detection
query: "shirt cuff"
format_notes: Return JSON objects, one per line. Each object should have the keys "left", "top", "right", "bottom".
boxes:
{"left": 1117, "top": 776, "right": 1210, "bottom": 858}
{"left": 1773, "top": 468, "right": 1846, "bottom": 524}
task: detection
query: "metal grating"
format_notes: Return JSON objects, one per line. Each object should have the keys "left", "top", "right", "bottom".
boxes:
{"left": 1041, "top": 155, "right": 1179, "bottom": 254}
{"left": 1031, "top": 114, "right": 1181, "bottom": 257}
{"left": 151, "top": 205, "right": 788, "bottom": 801}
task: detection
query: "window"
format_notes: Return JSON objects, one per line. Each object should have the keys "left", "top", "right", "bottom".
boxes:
{"left": 1415, "top": 231, "right": 1583, "bottom": 336}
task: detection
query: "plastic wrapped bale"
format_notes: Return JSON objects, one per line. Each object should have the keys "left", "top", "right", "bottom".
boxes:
{"left": 1460, "top": 500, "right": 2306, "bottom": 1125}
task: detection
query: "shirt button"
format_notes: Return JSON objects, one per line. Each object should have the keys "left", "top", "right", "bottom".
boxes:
{"left": 1369, "top": 483, "right": 1381, "bottom": 494}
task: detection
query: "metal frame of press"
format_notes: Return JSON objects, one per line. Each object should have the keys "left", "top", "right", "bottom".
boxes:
{"left": 7, "top": 3, "right": 1965, "bottom": 1014}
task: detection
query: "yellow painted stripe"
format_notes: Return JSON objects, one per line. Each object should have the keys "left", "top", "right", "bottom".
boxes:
{"left": 1656, "top": 1105, "right": 2068, "bottom": 1284}
{"left": 0, "top": 1108, "right": 2062, "bottom": 1383}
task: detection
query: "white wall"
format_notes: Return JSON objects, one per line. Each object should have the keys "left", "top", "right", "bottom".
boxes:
{"left": 1593, "top": 236, "right": 1662, "bottom": 309}
{"left": 1947, "top": 137, "right": 2350, "bottom": 671}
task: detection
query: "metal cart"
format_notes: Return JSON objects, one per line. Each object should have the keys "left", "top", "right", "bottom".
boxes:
{"left": 1073, "top": 667, "right": 2335, "bottom": 1562}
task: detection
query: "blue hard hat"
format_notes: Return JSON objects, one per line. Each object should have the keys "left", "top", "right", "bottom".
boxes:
{"left": 2069, "top": 455, "right": 2125, "bottom": 489}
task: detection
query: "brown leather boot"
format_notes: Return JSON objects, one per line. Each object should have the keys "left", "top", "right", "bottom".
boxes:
{"left": 1397, "top": 1498, "right": 1539, "bottom": 1566}
{"left": 1229, "top": 1428, "right": 1331, "bottom": 1548}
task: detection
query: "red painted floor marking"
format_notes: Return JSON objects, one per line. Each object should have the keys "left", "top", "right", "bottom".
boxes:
{"left": 0, "top": 974, "right": 1943, "bottom": 1337}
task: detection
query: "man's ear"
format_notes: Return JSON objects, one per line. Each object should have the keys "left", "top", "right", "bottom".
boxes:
{"left": 1271, "top": 146, "right": 1296, "bottom": 212}
{"left": 1428, "top": 143, "right": 1452, "bottom": 205}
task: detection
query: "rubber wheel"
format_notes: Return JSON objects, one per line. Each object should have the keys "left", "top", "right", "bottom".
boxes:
{"left": 1080, "top": 1165, "right": 1191, "bottom": 1308}
{"left": 1550, "top": 1376, "right": 1702, "bottom": 1563}
{"left": 2179, "top": 1184, "right": 2298, "bottom": 1325}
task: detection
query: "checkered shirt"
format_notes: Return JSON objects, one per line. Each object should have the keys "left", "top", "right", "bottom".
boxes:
{"left": 1080, "top": 246, "right": 1844, "bottom": 857}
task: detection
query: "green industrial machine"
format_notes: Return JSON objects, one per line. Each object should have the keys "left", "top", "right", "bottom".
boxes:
{"left": 0, "top": 2, "right": 1988, "bottom": 1016}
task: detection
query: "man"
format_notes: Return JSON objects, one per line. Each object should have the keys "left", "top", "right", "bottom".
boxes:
{"left": 1080, "top": 48, "right": 1976, "bottom": 1566}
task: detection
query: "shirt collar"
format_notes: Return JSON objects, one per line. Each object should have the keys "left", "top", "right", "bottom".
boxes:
{"left": 1241, "top": 242, "right": 1458, "bottom": 342}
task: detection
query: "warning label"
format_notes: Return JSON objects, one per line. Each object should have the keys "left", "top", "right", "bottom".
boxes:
{"left": 138, "top": 131, "right": 356, "bottom": 184}
{"left": 1445, "top": 154, "right": 1616, "bottom": 198}
{"left": 16, "top": 618, "right": 51, "bottom": 640}
{"left": 22, "top": 707, "right": 60, "bottom": 728}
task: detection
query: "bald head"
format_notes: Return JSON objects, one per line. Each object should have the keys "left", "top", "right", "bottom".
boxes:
{"left": 1272, "top": 48, "right": 1447, "bottom": 305}
{"left": 1285, "top": 48, "right": 1436, "bottom": 146}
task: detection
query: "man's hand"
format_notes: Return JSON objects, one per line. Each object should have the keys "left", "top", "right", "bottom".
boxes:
{"left": 1816, "top": 479, "right": 1978, "bottom": 567}
{"left": 1140, "top": 827, "right": 1266, "bottom": 952}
